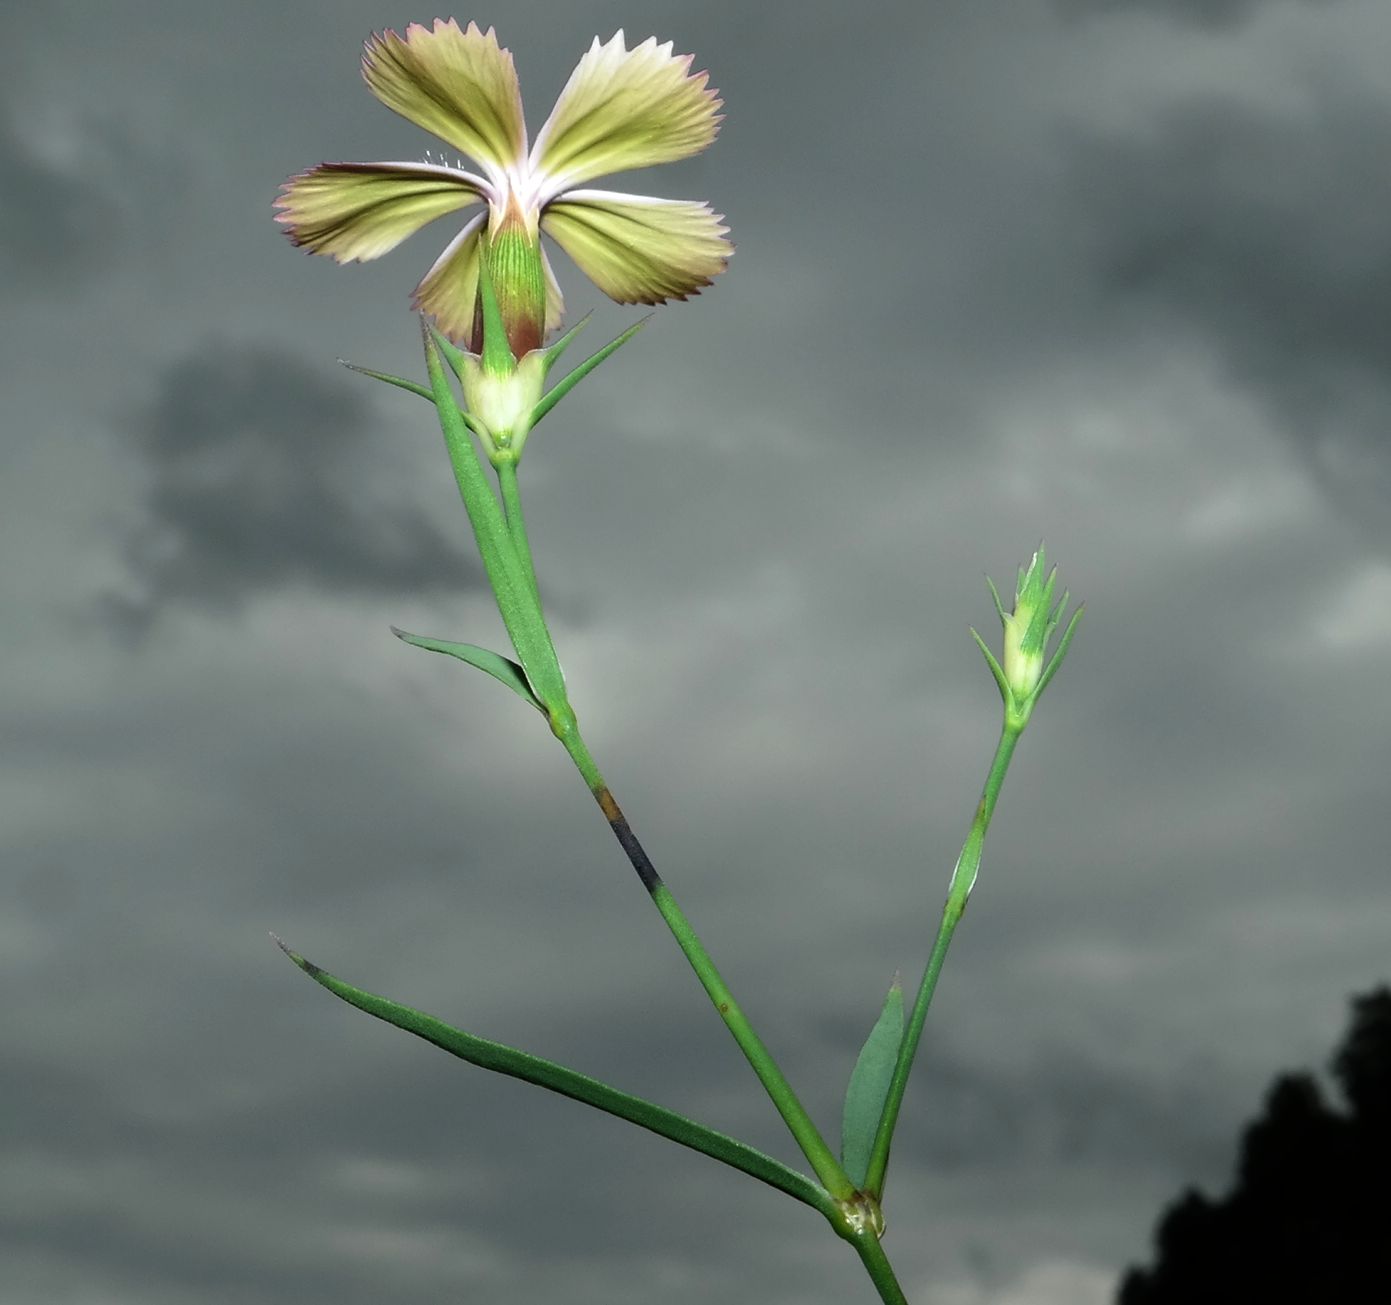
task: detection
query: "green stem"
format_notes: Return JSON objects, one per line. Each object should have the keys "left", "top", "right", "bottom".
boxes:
{"left": 847, "top": 1229, "right": 912, "bottom": 1305}
{"left": 437, "top": 434, "right": 913, "bottom": 1300}
{"left": 555, "top": 720, "right": 857, "bottom": 1202}
{"left": 423, "top": 330, "right": 566, "bottom": 713}
{"left": 862, "top": 723, "right": 1022, "bottom": 1199}
{"left": 496, "top": 456, "right": 543, "bottom": 612}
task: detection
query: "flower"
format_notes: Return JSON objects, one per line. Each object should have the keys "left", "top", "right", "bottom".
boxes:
{"left": 275, "top": 20, "right": 732, "bottom": 358}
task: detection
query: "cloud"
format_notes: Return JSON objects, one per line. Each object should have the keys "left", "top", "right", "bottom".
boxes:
{"left": 931, "top": 1259, "right": 1115, "bottom": 1305}
{"left": 1055, "top": 0, "right": 1334, "bottom": 30}
{"left": 1064, "top": 86, "right": 1391, "bottom": 540}
{"left": 109, "top": 344, "right": 480, "bottom": 627}
{"left": 0, "top": 103, "right": 122, "bottom": 292}
{"left": 898, "top": 1036, "right": 1231, "bottom": 1176}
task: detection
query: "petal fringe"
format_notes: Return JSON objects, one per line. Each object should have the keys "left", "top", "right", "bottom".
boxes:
{"left": 275, "top": 161, "right": 488, "bottom": 262}
{"left": 530, "top": 32, "right": 722, "bottom": 196}
{"left": 362, "top": 19, "right": 528, "bottom": 181}
{"left": 541, "top": 190, "right": 732, "bottom": 304}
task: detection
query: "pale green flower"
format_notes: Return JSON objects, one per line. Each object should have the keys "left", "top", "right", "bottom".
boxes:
{"left": 275, "top": 20, "right": 732, "bottom": 357}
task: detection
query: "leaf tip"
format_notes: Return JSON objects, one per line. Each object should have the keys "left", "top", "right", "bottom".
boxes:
{"left": 270, "top": 931, "right": 320, "bottom": 978}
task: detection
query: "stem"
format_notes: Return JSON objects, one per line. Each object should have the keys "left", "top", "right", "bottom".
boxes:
{"left": 496, "top": 457, "right": 543, "bottom": 612}
{"left": 493, "top": 454, "right": 853, "bottom": 1198}
{"left": 862, "top": 723, "right": 1022, "bottom": 1199}
{"left": 848, "top": 1230, "right": 911, "bottom": 1305}
{"left": 556, "top": 721, "right": 857, "bottom": 1202}
{"left": 449, "top": 447, "right": 916, "bottom": 1301}
{"left": 423, "top": 330, "right": 566, "bottom": 712}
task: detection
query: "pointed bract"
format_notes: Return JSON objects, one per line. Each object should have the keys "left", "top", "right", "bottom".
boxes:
{"left": 340, "top": 359, "right": 435, "bottom": 403}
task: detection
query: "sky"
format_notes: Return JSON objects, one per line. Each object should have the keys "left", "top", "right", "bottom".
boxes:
{"left": 5, "top": 1, "right": 1390, "bottom": 1302}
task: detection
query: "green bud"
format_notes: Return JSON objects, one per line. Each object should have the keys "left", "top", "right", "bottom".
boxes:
{"left": 973, "top": 546, "right": 1083, "bottom": 731}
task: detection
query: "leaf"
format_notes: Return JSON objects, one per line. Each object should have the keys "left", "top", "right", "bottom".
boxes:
{"left": 529, "top": 317, "right": 649, "bottom": 431}
{"left": 840, "top": 974, "right": 905, "bottom": 1190}
{"left": 270, "top": 935, "right": 833, "bottom": 1215}
{"left": 391, "top": 626, "right": 543, "bottom": 712}
{"left": 339, "top": 359, "right": 435, "bottom": 402}
{"left": 421, "top": 321, "right": 567, "bottom": 714}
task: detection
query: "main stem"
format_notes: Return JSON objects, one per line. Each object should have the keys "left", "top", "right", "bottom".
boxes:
{"left": 495, "top": 452, "right": 918, "bottom": 1297}
{"left": 850, "top": 1231, "right": 912, "bottom": 1305}
{"left": 555, "top": 720, "right": 855, "bottom": 1201}
{"left": 862, "top": 723, "right": 1022, "bottom": 1199}
{"left": 496, "top": 457, "right": 542, "bottom": 612}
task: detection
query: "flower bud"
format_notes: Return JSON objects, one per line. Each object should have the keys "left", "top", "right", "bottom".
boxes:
{"left": 973, "top": 546, "right": 1082, "bottom": 730}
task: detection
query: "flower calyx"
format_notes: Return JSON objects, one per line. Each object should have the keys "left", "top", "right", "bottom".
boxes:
{"left": 973, "top": 545, "right": 1083, "bottom": 732}
{"left": 427, "top": 249, "right": 649, "bottom": 466}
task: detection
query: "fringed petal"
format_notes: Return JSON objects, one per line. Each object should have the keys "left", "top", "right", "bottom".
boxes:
{"left": 530, "top": 32, "right": 722, "bottom": 195}
{"left": 411, "top": 213, "right": 487, "bottom": 345}
{"left": 275, "top": 161, "right": 487, "bottom": 262}
{"left": 362, "top": 20, "right": 527, "bottom": 182}
{"left": 541, "top": 190, "right": 732, "bottom": 304}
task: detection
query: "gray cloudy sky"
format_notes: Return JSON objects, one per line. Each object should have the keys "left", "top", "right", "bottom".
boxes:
{"left": 6, "top": 1, "right": 1390, "bottom": 1302}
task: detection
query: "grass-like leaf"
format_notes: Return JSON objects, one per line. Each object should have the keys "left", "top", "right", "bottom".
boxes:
{"left": 271, "top": 936, "right": 834, "bottom": 1215}
{"left": 390, "top": 626, "right": 542, "bottom": 712}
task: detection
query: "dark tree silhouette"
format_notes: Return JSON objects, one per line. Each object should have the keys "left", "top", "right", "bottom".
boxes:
{"left": 1117, "top": 986, "right": 1391, "bottom": 1304}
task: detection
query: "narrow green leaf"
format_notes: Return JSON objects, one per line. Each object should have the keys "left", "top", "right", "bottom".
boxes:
{"left": 340, "top": 360, "right": 435, "bottom": 403}
{"left": 391, "top": 626, "right": 543, "bottom": 712}
{"left": 270, "top": 935, "right": 834, "bottom": 1216}
{"left": 528, "top": 318, "right": 650, "bottom": 431}
{"left": 840, "top": 975, "right": 905, "bottom": 1190}
{"left": 422, "top": 320, "right": 567, "bottom": 713}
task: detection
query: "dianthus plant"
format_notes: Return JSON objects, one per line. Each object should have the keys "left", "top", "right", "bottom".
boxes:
{"left": 272, "top": 21, "right": 1082, "bottom": 1305}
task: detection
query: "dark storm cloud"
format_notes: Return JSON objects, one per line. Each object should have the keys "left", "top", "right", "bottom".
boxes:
{"left": 1066, "top": 87, "right": 1391, "bottom": 538}
{"left": 0, "top": 104, "right": 121, "bottom": 291}
{"left": 815, "top": 1005, "right": 1229, "bottom": 1178}
{"left": 1056, "top": 0, "right": 1333, "bottom": 29}
{"left": 11, "top": 4, "right": 1391, "bottom": 1304}
{"left": 917, "top": 1041, "right": 1230, "bottom": 1176}
{"left": 110, "top": 344, "right": 479, "bottom": 625}
{"left": 0, "top": 86, "right": 189, "bottom": 295}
